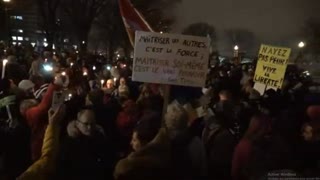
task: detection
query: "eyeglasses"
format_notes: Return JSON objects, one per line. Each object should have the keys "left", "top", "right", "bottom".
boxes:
{"left": 77, "top": 120, "right": 95, "bottom": 127}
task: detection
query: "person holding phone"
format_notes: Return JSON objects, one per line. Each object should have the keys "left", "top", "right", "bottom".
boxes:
{"left": 19, "top": 75, "right": 66, "bottom": 161}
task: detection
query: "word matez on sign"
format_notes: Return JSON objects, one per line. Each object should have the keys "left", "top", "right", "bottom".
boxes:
{"left": 133, "top": 31, "right": 210, "bottom": 87}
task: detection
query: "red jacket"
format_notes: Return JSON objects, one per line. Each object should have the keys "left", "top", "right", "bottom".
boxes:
{"left": 116, "top": 100, "right": 139, "bottom": 137}
{"left": 231, "top": 139, "right": 252, "bottom": 180}
{"left": 26, "top": 83, "right": 59, "bottom": 161}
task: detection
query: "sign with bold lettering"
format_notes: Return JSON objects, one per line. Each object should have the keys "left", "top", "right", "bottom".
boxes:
{"left": 254, "top": 44, "right": 291, "bottom": 88}
{"left": 133, "top": 31, "right": 210, "bottom": 87}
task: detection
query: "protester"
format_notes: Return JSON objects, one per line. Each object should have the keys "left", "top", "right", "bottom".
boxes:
{"left": 165, "top": 102, "right": 207, "bottom": 179}
{"left": 17, "top": 105, "right": 66, "bottom": 180}
{"left": 18, "top": 80, "right": 35, "bottom": 97}
{"left": 1, "top": 43, "right": 319, "bottom": 180}
{"left": 114, "top": 115, "right": 171, "bottom": 180}
{"left": 56, "top": 109, "right": 115, "bottom": 180}
{"left": 296, "top": 121, "right": 320, "bottom": 176}
{"left": 118, "top": 77, "right": 130, "bottom": 98}
{"left": 19, "top": 76, "right": 63, "bottom": 161}
{"left": 232, "top": 114, "right": 272, "bottom": 180}
{"left": 29, "top": 56, "right": 43, "bottom": 77}
{"left": 202, "top": 113, "right": 238, "bottom": 179}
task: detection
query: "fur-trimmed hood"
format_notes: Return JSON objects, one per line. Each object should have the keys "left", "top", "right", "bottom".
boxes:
{"left": 67, "top": 120, "right": 105, "bottom": 138}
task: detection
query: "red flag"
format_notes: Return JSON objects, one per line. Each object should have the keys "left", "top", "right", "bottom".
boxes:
{"left": 118, "top": 0, "right": 154, "bottom": 46}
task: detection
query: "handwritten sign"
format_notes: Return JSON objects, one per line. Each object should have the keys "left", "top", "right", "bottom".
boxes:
{"left": 133, "top": 31, "right": 210, "bottom": 87}
{"left": 254, "top": 44, "right": 291, "bottom": 88}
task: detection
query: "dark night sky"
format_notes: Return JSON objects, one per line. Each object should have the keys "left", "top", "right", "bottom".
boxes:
{"left": 172, "top": 0, "right": 320, "bottom": 55}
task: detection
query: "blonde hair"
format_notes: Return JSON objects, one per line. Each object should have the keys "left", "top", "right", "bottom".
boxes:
{"left": 165, "top": 102, "right": 188, "bottom": 131}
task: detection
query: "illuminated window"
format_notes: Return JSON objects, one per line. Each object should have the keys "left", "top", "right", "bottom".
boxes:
{"left": 12, "top": 36, "right": 17, "bottom": 40}
{"left": 25, "top": 37, "right": 29, "bottom": 41}
{"left": 17, "top": 36, "right": 23, "bottom": 41}
{"left": 18, "top": 29, "right": 23, "bottom": 33}
{"left": 12, "top": 42, "right": 16, "bottom": 45}
{"left": 11, "top": 16, "right": 23, "bottom": 20}
{"left": 64, "top": 38, "right": 69, "bottom": 43}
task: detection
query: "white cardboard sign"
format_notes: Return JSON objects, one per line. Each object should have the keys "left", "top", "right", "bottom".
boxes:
{"left": 133, "top": 31, "right": 210, "bottom": 87}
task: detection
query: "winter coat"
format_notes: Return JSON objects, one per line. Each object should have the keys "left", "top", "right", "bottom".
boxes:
{"left": 116, "top": 100, "right": 139, "bottom": 138}
{"left": 114, "top": 128, "right": 173, "bottom": 180}
{"left": 25, "top": 83, "right": 59, "bottom": 161}
{"left": 171, "top": 129, "right": 208, "bottom": 180}
{"left": 17, "top": 123, "right": 60, "bottom": 180}
{"left": 56, "top": 121, "right": 115, "bottom": 180}
{"left": 232, "top": 139, "right": 253, "bottom": 180}
{"left": 203, "top": 122, "right": 237, "bottom": 180}
{"left": 232, "top": 115, "right": 289, "bottom": 180}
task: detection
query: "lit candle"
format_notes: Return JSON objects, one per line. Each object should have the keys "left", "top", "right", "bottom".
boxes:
{"left": 101, "top": 80, "right": 105, "bottom": 87}
{"left": 83, "top": 71, "right": 88, "bottom": 76}
{"left": 93, "top": 66, "right": 96, "bottom": 70}
{"left": 61, "top": 71, "right": 66, "bottom": 76}
{"left": 114, "top": 78, "right": 117, "bottom": 82}
{"left": 70, "top": 62, "right": 74, "bottom": 67}
{"left": 2, "top": 59, "right": 8, "bottom": 79}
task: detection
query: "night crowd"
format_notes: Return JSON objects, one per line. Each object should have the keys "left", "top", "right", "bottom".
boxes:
{"left": 0, "top": 44, "right": 320, "bottom": 180}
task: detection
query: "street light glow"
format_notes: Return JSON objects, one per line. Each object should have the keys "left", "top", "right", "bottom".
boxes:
{"left": 234, "top": 45, "right": 239, "bottom": 51}
{"left": 298, "top": 41, "right": 305, "bottom": 48}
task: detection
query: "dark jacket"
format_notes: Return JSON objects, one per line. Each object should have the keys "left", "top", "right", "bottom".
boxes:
{"left": 114, "top": 128, "right": 172, "bottom": 180}
{"left": 203, "top": 122, "right": 237, "bottom": 180}
{"left": 56, "top": 121, "right": 115, "bottom": 180}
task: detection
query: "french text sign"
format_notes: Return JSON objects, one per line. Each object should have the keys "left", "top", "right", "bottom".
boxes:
{"left": 133, "top": 31, "right": 210, "bottom": 87}
{"left": 254, "top": 44, "right": 291, "bottom": 88}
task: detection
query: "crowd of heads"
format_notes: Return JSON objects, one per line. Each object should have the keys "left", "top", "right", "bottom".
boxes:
{"left": 0, "top": 46, "right": 319, "bottom": 179}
